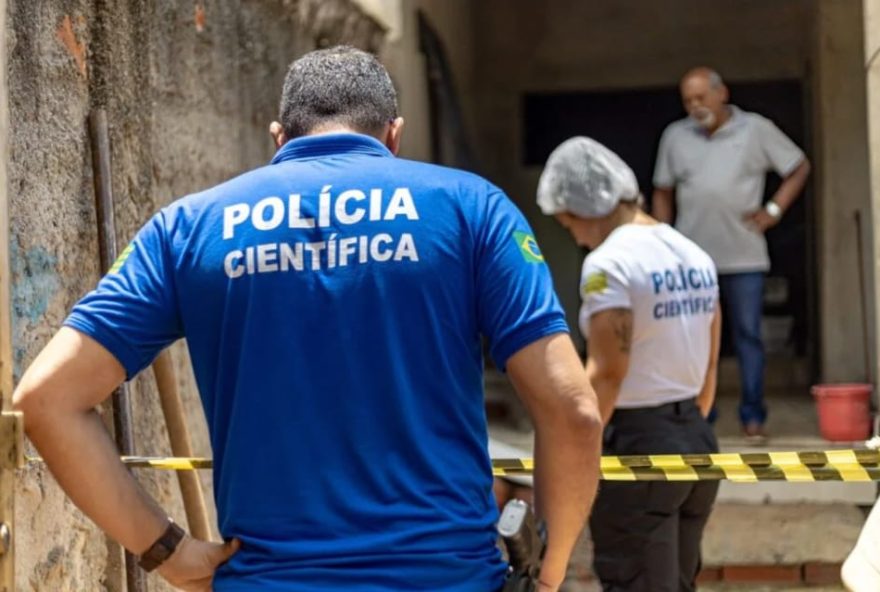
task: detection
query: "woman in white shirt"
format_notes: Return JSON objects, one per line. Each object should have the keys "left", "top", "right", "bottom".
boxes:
{"left": 537, "top": 137, "right": 721, "bottom": 592}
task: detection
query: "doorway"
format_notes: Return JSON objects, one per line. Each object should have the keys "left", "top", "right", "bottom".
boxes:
{"left": 523, "top": 80, "right": 816, "bottom": 420}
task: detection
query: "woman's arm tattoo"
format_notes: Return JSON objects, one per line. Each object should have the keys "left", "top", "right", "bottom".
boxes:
{"left": 609, "top": 308, "right": 633, "bottom": 353}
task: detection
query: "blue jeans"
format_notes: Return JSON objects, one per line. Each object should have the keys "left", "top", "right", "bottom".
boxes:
{"left": 719, "top": 272, "right": 767, "bottom": 426}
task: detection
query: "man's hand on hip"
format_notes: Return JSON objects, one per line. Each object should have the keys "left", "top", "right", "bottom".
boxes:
{"left": 157, "top": 536, "right": 240, "bottom": 591}
{"left": 743, "top": 208, "right": 779, "bottom": 233}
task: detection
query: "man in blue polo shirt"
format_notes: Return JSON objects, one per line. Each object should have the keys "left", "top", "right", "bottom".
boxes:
{"left": 13, "top": 46, "right": 602, "bottom": 591}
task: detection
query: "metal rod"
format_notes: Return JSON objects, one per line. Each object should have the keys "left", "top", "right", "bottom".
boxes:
{"left": 88, "top": 109, "right": 145, "bottom": 592}
{"left": 89, "top": 110, "right": 212, "bottom": 541}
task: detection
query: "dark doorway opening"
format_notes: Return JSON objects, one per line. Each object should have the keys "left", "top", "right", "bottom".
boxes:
{"left": 523, "top": 81, "right": 815, "bottom": 382}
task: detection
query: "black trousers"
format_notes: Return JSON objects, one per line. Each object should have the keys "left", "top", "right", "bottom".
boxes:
{"left": 589, "top": 399, "right": 719, "bottom": 592}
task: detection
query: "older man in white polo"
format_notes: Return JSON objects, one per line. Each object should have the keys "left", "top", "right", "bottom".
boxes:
{"left": 652, "top": 67, "right": 810, "bottom": 442}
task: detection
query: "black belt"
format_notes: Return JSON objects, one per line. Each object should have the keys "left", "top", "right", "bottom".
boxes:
{"left": 613, "top": 397, "right": 698, "bottom": 417}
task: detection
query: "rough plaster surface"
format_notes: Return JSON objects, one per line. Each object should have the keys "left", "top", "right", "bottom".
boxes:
{"left": 702, "top": 503, "right": 864, "bottom": 565}
{"left": 8, "top": 1, "right": 382, "bottom": 589}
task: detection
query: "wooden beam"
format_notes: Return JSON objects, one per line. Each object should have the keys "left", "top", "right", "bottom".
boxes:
{"left": 0, "top": 412, "right": 22, "bottom": 592}
{"left": 0, "top": 0, "right": 11, "bottom": 410}
{"left": 0, "top": 0, "right": 15, "bottom": 588}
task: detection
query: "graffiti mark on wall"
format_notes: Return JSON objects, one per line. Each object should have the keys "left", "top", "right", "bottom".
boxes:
{"left": 56, "top": 15, "right": 87, "bottom": 79}
{"left": 11, "top": 241, "right": 60, "bottom": 380}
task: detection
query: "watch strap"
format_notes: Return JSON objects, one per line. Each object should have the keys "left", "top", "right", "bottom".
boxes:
{"left": 765, "top": 200, "right": 782, "bottom": 219}
{"left": 138, "top": 519, "right": 186, "bottom": 572}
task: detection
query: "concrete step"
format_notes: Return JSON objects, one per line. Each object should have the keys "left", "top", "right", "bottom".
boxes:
{"left": 489, "top": 423, "right": 871, "bottom": 590}
{"left": 716, "top": 437, "right": 878, "bottom": 505}
{"left": 701, "top": 585, "right": 844, "bottom": 591}
{"left": 703, "top": 503, "right": 865, "bottom": 565}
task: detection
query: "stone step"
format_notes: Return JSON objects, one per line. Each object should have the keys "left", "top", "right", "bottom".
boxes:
{"left": 703, "top": 503, "right": 865, "bottom": 566}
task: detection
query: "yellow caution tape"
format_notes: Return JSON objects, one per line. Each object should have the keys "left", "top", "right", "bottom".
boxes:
{"left": 121, "top": 456, "right": 213, "bottom": 470}
{"left": 24, "top": 450, "right": 880, "bottom": 482}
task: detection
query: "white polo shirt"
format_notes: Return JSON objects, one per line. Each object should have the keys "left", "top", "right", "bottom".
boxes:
{"left": 653, "top": 106, "right": 805, "bottom": 273}
{"left": 580, "top": 223, "right": 718, "bottom": 409}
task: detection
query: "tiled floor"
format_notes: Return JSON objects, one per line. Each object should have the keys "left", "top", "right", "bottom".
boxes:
{"left": 712, "top": 387, "right": 821, "bottom": 440}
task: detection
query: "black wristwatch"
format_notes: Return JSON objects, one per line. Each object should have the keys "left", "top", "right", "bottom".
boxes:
{"left": 138, "top": 519, "right": 186, "bottom": 572}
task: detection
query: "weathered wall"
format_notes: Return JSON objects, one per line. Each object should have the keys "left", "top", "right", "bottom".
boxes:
{"left": 359, "top": 0, "right": 477, "bottom": 163}
{"left": 865, "top": 0, "right": 880, "bottom": 394}
{"left": 812, "top": 0, "right": 874, "bottom": 384}
{"left": 473, "top": 0, "right": 812, "bottom": 350}
{"left": 7, "top": 1, "right": 382, "bottom": 590}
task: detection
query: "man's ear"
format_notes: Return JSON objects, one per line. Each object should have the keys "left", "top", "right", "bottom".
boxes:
{"left": 269, "top": 121, "right": 288, "bottom": 150}
{"left": 385, "top": 117, "right": 405, "bottom": 156}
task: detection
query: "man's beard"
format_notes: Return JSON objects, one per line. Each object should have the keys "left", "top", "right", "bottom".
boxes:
{"left": 691, "top": 108, "right": 716, "bottom": 129}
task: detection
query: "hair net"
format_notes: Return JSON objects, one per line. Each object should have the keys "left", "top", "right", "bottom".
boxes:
{"left": 536, "top": 136, "right": 639, "bottom": 219}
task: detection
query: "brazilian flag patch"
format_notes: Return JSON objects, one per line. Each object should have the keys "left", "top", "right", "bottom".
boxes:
{"left": 108, "top": 244, "right": 134, "bottom": 274}
{"left": 583, "top": 271, "right": 608, "bottom": 296}
{"left": 513, "top": 231, "right": 544, "bottom": 263}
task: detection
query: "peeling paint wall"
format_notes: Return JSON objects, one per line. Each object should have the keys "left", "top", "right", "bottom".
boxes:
{"left": 7, "top": 1, "right": 383, "bottom": 590}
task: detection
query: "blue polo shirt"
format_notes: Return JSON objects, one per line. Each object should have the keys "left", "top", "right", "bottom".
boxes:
{"left": 65, "top": 133, "right": 567, "bottom": 591}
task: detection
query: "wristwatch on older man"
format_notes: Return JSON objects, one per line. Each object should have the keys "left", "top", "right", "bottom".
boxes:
{"left": 764, "top": 200, "right": 783, "bottom": 220}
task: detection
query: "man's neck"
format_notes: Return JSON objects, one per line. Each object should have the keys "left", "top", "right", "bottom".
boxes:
{"left": 305, "top": 125, "right": 381, "bottom": 140}
{"left": 706, "top": 106, "right": 732, "bottom": 135}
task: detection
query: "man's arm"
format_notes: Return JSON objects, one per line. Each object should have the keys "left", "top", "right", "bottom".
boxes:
{"left": 13, "top": 327, "right": 237, "bottom": 591}
{"left": 745, "top": 158, "right": 811, "bottom": 232}
{"left": 652, "top": 187, "right": 676, "bottom": 225}
{"left": 772, "top": 158, "right": 811, "bottom": 211}
{"left": 506, "top": 333, "right": 602, "bottom": 592}
{"left": 696, "top": 308, "right": 722, "bottom": 417}
{"left": 584, "top": 308, "right": 632, "bottom": 424}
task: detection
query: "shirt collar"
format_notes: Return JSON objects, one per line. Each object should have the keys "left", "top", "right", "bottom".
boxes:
{"left": 270, "top": 132, "right": 393, "bottom": 164}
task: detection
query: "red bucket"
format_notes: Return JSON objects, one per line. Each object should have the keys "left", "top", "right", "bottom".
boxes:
{"left": 811, "top": 383, "right": 873, "bottom": 442}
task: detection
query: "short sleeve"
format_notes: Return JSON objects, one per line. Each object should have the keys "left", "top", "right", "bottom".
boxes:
{"left": 653, "top": 126, "right": 676, "bottom": 188}
{"left": 757, "top": 117, "right": 805, "bottom": 177}
{"left": 64, "top": 211, "right": 183, "bottom": 379}
{"left": 578, "top": 257, "right": 631, "bottom": 338}
{"left": 475, "top": 190, "right": 568, "bottom": 370}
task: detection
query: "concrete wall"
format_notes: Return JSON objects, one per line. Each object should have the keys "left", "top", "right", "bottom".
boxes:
{"left": 7, "top": 2, "right": 382, "bottom": 590}
{"left": 865, "top": 0, "right": 880, "bottom": 392}
{"left": 361, "top": 0, "right": 477, "bottom": 163}
{"left": 473, "top": 0, "right": 812, "bottom": 350}
{"left": 812, "top": 0, "right": 874, "bottom": 383}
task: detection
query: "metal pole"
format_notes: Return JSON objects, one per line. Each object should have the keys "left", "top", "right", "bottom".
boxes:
{"left": 88, "top": 109, "right": 145, "bottom": 592}
{"left": 89, "top": 108, "right": 213, "bottom": 544}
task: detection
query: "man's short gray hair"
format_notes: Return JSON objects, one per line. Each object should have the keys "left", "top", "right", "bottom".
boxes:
{"left": 279, "top": 46, "right": 398, "bottom": 138}
{"left": 706, "top": 69, "right": 724, "bottom": 89}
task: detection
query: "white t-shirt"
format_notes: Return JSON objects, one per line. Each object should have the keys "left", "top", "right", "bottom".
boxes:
{"left": 580, "top": 223, "right": 718, "bottom": 408}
